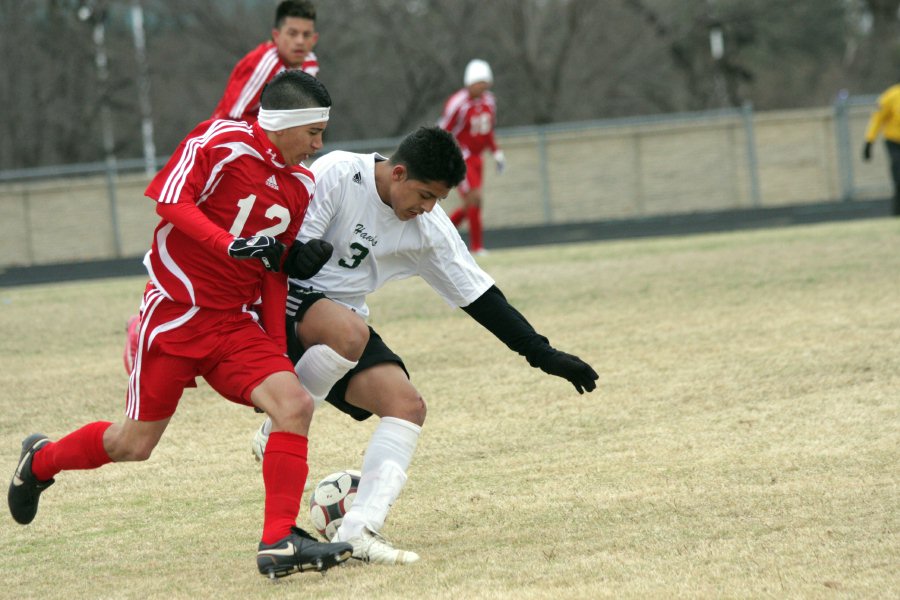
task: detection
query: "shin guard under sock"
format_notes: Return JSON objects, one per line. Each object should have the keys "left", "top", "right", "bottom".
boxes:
{"left": 261, "top": 431, "right": 309, "bottom": 544}
{"left": 338, "top": 417, "right": 420, "bottom": 539}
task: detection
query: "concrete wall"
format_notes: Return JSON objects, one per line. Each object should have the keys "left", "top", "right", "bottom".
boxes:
{"left": 0, "top": 103, "right": 889, "bottom": 269}
{"left": 0, "top": 175, "right": 155, "bottom": 268}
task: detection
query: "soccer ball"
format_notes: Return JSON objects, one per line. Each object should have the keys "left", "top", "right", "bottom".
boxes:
{"left": 309, "top": 469, "right": 360, "bottom": 541}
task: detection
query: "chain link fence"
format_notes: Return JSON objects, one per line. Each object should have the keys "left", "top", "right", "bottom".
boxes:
{"left": 0, "top": 95, "right": 889, "bottom": 269}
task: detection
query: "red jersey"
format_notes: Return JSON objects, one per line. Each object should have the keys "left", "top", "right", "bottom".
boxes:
{"left": 438, "top": 88, "right": 498, "bottom": 159}
{"left": 143, "top": 119, "right": 314, "bottom": 313}
{"left": 211, "top": 41, "right": 320, "bottom": 123}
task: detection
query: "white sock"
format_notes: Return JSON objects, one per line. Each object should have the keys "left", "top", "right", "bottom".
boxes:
{"left": 295, "top": 344, "right": 358, "bottom": 408}
{"left": 259, "top": 344, "right": 357, "bottom": 444}
{"left": 337, "top": 417, "right": 421, "bottom": 540}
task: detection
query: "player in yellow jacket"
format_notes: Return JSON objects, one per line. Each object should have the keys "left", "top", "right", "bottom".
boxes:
{"left": 862, "top": 84, "right": 900, "bottom": 216}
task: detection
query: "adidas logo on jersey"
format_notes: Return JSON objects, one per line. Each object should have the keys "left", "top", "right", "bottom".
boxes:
{"left": 266, "top": 175, "right": 279, "bottom": 191}
{"left": 352, "top": 172, "right": 362, "bottom": 184}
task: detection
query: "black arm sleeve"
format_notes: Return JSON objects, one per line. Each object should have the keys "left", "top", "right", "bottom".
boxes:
{"left": 460, "top": 285, "right": 553, "bottom": 366}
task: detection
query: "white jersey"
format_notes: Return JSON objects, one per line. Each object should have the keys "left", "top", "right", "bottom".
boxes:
{"left": 291, "top": 151, "right": 494, "bottom": 319}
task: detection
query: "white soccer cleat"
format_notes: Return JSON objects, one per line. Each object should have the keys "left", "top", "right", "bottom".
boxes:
{"left": 341, "top": 527, "right": 420, "bottom": 565}
{"left": 251, "top": 421, "right": 268, "bottom": 463}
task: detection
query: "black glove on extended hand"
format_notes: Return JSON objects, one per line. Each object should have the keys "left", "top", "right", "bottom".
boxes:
{"left": 863, "top": 141, "right": 872, "bottom": 161}
{"left": 227, "top": 236, "right": 286, "bottom": 272}
{"left": 531, "top": 349, "right": 599, "bottom": 394}
{"left": 284, "top": 239, "right": 334, "bottom": 280}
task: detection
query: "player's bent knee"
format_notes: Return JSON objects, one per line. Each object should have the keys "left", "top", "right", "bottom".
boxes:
{"left": 300, "top": 303, "right": 369, "bottom": 361}
{"left": 348, "top": 318, "right": 370, "bottom": 358}
{"left": 416, "top": 394, "right": 427, "bottom": 424}
{"left": 329, "top": 316, "right": 369, "bottom": 360}
{"left": 251, "top": 371, "right": 314, "bottom": 426}
{"left": 400, "top": 392, "right": 426, "bottom": 426}
{"left": 267, "top": 391, "right": 314, "bottom": 432}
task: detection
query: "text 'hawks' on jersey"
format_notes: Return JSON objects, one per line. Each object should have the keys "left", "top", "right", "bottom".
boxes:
{"left": 290, "top": 151, "right": 494, "bottom": 319}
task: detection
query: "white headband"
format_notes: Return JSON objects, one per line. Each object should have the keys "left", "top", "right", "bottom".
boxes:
{"left": 258, "top": 106, "right": 330, "bottom": 131}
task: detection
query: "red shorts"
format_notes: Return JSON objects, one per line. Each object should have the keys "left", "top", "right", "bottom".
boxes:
{"left": 125, "top": 284, "right": 293, "bottom": 421}
{"left": 459, "top": 154, "right": 483, "bottom": 194}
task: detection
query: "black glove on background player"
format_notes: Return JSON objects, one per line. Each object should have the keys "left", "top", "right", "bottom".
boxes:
{"left": 284, "top": 239, "right": 334, "bottom": 280}
{"left": 862, "top": 141, "right": 873, "bottom": 161}
{"left": 528, "top": 348, "right": 599, "bottom": 394}
{"left": 228, "top": 236, "right": 286, "bottom": 272}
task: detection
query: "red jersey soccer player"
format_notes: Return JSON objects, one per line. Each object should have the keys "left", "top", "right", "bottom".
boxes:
{"left": 438, "top": 59, "right": 505, "bottom": 256}
{"left": 124, "top": 0, "right": 322, "bottom": 373}
{"left": 8, "top": 71, "right": 351, "bottom": 580}
{"left": 211, "top": 0, "right": 320, "bottom": 123}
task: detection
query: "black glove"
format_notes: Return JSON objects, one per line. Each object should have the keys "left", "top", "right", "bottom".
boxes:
{"left": 284, "top": 239, "right": 334, "bottom": 280}
{"left": 227, "top": 236, "right": 286, "bottom": 272}
{"left": 530, "top": 349, "right": 598, "bottom": 394}
{"left": 863, "top": 142, "right": 872, "bottom": 161}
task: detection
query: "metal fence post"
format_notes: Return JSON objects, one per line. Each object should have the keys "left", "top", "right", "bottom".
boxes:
{"left": 633, "top": 132, "right": 645, "bottom": 215}
{"left": 834, "top": 90, "right": 854, "bottom": 202}
{"left": 82, "top": 1, "right": 123, "bottom": 258}
{"left": 537, "top": 129, "right": 553, "bottom": 224}
{"left": 131, "top": 0, "right": 157, "bottom": 179}
{"left": 23, "top": 188, "right": 35, "bottom": 265}
{"left": 741, "top": 101, "right": 761, "bottom": 207}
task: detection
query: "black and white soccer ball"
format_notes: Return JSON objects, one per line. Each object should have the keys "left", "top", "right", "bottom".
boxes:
{"left": 309, "top": 469, "right": 360, "bottom": 541}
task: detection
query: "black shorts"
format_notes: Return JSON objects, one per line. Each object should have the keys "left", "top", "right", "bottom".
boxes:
{"left": 285, "top": 289, "right": 408, "bottom": 422}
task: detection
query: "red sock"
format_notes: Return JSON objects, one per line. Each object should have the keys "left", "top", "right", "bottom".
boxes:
{"left": 261, "top": 431, "right": 310, "bottom": 544}
{"left": 467, "top": 205, "right": 483, "bottom": 251}
{"left": 31, "top": 421, "right": 113, "bottom": 481}
{"left": 449, "top": 207, "right": 466, "bottom": 226}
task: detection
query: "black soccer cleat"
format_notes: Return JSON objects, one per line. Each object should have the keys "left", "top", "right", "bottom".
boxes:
{"left": 257, "top": 526, "right": 353, "bottom": 579}
{"left": 8, "top": 433, "right": 55, "bottom": 525}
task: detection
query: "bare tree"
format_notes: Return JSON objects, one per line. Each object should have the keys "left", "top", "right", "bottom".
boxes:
{"left": 0, "top": 0, "right": 97, "bottom": 168}
{"left": 847, "top": 0, "right": 900, "bottom": 90}
{"left": 0, "top": 0, "right": 893, "bottom": 171}
{"left": 312, "top": 0, "right": 483, "bottom": 138}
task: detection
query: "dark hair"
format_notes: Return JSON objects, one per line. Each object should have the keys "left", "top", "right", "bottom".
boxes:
{"left": 391, "top": 127, "right": 466, "bottom": 188}
{"left": 275, "top": 0, "right": 316, "bottom": 28}
{"left": 260, "top": 70, "right": 331, "bottom": 110}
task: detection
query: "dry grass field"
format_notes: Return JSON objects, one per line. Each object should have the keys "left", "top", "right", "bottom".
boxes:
{"left": 0, "top": 218, "right": 897, "bottom": 599}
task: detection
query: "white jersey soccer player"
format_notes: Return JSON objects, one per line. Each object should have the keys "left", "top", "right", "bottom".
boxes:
{"left": 252, "top": 127, "right": 598, "bottom": 566}
{"left": 293, "top": 151, "right": 494, "bottom": 318}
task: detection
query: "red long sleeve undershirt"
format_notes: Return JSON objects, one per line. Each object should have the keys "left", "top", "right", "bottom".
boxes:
{"left": 155, "top": 201, "right": 234, "bottom": 254}
{"left": 154, "top": 201, "right": 288, "bottom": 351}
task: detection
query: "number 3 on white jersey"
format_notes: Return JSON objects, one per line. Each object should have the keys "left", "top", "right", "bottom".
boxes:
{"left": 229, "top": 194, "right": 290, "bottom": 237}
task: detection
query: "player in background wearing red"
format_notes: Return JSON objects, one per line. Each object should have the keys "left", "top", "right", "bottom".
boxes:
{"left": 211, "top": 0, "right": 320, "bottom": 124}
{"left": 438, "top": 59, "right": 504, "bottom": 256}
{"left": 8, "top": 70, "right": 350, "bottom": 580}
